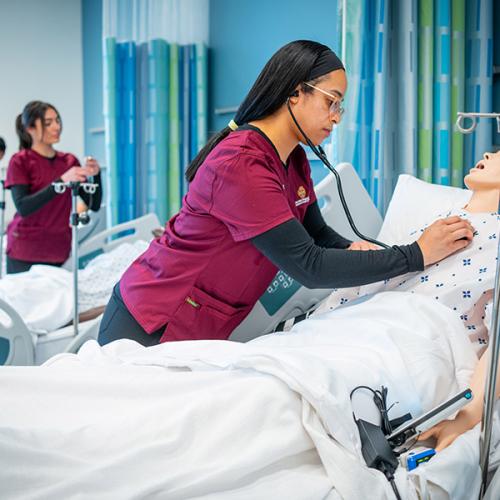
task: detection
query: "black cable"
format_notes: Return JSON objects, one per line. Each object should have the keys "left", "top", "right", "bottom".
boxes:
{"left": 379, "top": 453, "right": 402, "bottom": 500}
{"left": 351, "top": 385, "right": 402, "bottom": 500}
{"left": 350, "top": 385, "right": 396, "bottom": 436}
{"left": 389, "top": 478, "right": 402, "bottom": 500}
{"left": 286, "top": 99, "right": 390, "bottom": 249}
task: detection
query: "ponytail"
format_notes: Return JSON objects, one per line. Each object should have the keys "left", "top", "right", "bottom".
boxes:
{"left": 16, "top": 114, "right": 32, "bottom": 150}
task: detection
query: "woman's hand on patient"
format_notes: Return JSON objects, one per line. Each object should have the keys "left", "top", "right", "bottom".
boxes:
{"left": 348, "top": 241, "right": 381, "bottom": 251}
{"left": 417, "top": 216, "right": 474, "bottom": 266}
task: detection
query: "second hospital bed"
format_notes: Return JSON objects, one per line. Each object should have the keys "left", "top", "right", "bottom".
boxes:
{"left": 0, "top": 212, "right": 161, "bottom": 366}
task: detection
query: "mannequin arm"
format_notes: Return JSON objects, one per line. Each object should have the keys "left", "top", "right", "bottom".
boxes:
{"left": 419, "top": 347, "right": 499, "bottom": 450}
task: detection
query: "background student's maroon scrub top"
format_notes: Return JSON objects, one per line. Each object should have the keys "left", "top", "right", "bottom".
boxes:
{"left": 120, "top": 129, "right": 317, "bottom": 342}
{"left": 5, "top": 149, "right": 79, "bottom": 264}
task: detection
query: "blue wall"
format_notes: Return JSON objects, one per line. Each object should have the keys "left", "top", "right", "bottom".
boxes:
{"left": 209, "top": 0, "right": 339, "bottom": 184}
{"left": 82, "top": 0, "right": 104, "bottom": 164}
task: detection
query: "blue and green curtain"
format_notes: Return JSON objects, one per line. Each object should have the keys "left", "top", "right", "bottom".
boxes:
{"left": 103, "top": 0, "right": 208, "bottom": 226}
{"left": 338, "top": 0, "right": 494, "bottom": 213}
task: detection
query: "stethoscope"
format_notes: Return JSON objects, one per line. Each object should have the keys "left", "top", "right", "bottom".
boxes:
{"left": 286, "top": 98, "right": 390, "bottom": 249}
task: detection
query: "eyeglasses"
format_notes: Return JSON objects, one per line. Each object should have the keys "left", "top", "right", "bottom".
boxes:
{"left": 304, "top": 82, "right": 345, "bottom": 117}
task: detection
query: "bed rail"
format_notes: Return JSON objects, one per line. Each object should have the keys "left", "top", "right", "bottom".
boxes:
{"left": 0, "top": 297, "right": 35, "bottom": 365}
{"left": 77, "top": 213, "right": 161, "bottom": 269}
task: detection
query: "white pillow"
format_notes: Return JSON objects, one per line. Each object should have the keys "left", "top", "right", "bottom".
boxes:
{"left": 377, "top": 175, "right": 472, "bottom": 245}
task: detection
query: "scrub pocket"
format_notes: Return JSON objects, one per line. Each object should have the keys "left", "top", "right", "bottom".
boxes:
{"left": 166, "top": 286, "right": 246, "bottom": 341}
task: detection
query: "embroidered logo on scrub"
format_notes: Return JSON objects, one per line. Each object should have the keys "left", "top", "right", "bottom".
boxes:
{"left": 295, "top": 185, "right": 310, "bottom": 206}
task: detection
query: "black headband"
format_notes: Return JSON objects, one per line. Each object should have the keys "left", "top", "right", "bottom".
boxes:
{"left": 307, "top": 48, "right": 345, "bottom": 81}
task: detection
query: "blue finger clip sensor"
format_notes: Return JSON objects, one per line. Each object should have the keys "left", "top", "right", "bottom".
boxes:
{"left": 407, "top": 448, "right": 436, "bottom": 471}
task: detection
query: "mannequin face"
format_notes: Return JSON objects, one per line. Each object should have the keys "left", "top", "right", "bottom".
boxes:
{"left": 464, "top": 151, "right": 500, "bottom": 191}
{"left": 288, "top": 69, "right": 347, "bottom": 146}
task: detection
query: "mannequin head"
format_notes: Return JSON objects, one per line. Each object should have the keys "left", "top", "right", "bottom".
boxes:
{"left": 464, "top": 151, "right": 500, "bottom": 191}
{"left": 463, "top": 151, "right": 500, "bottom": 213}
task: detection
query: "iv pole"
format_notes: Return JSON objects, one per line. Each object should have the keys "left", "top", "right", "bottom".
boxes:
{"left": 480, "top": 247, "right": 500, "bottom": 497}
{"left": 458, "top": 112, "right": 500, "bottom": 498}
{"left": 52, "top": 181, "right": 97, "bottom": 338}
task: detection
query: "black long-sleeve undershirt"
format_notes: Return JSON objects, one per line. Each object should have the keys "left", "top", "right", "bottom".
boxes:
{"left": 251, "top": 213, "right": 423, "bottom": 289}
{"left": 302, "top": 200, "right": 352, "bottom": 249}
{"left": 79, "top": 173, "right": 102, "bottom": 211}
{"left": 10, "top": 173, "right": 102, "bottom": 217}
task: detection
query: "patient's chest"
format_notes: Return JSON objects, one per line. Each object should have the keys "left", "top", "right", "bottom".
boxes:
{"left": 317, "top": 210, "right": 499, "bottom": 357}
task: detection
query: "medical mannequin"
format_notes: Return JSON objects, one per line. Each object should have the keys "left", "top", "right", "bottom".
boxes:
{"left": 420, "top": 150, "right": 500, "bottom": 450}
{"left": 5, "top": 101, "right": 102, "bottom": 274}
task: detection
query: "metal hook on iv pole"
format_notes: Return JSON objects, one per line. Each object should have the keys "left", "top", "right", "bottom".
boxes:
{"left": 52, "top": 181, "right": 97, "bottom": 338}
{"left": 455, "top": 112, "right": 500, "bottom": 134}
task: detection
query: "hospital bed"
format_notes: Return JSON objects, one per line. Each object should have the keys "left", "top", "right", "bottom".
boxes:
{"left": 0, "top": 212, "right": 160, "bottom": 366}
{"left": 0, "top": 165, "right": 499, "bottom": 499}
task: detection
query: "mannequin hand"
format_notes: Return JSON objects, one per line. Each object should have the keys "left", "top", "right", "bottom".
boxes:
{"left": 82, "top": 156, "right": 100, "bottom": 177}
{"left": 60, "top": 166, "right": 88, "bottom": 183}
{"left": 348, "top": 241, "right": 381, "bottom": 251}
{"left": 418, "top": 411, "right": 479, "bottom": 451}
{"left": 416, "top": 216, "right": 474, "bottom": 266}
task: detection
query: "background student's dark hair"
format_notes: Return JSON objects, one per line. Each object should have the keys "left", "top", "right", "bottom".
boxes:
{"left": 15, "top": 100, "right": 62, "bottom": 150}
{"left": 0, "top": 136, "right": 5, "bottom": 154}
{"left": 186, "top": 40, "right": 338, "bottom": 182}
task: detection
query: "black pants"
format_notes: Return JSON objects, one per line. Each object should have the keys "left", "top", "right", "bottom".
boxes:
{"left": 6, "top": 256, "right": 64, "bottom": 274}
{"left": 98, "top": 283, "right": 164, "bottom": 347}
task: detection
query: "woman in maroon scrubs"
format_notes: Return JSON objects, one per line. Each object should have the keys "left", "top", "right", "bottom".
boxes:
{"left": 5, "top": 101, "right": 102, "bottom": 274}
{"left": 98, "top": 40, "right": 473, "bottom": 346}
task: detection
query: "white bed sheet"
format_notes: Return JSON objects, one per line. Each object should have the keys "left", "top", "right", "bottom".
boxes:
{"left": 0, "top": 240, "right": 148, "bottom": 332}
{"left": 0, "top": 291, "right": 489, "bottom": 499}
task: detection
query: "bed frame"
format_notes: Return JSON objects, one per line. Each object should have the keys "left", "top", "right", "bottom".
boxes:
{"left": 0, "top": 212, "right": 161, "bottom": 366}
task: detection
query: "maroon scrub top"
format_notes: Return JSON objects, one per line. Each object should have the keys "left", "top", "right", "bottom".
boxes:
{"left": 5, "top": 149, "right": 79, "bottom": 263}
{"left": 120, "top": 128, "right": 317, "bottom": 342}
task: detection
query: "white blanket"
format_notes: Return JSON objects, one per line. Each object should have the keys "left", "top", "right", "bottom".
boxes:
{"left": 0, "top": 240, "right": 148, "bottom": 332}
{"left": 0, "top": 292, "right": 488, "bottom": 499}
{"left": 0, "top": 265, "right": 73, "bottom": 332}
